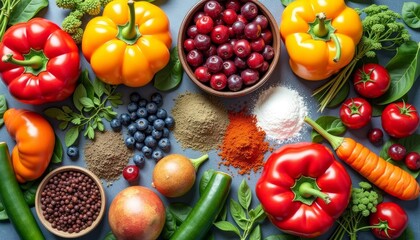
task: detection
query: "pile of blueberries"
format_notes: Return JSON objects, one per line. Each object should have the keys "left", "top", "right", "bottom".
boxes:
{"left": 110, "top": 92, "right": 175, "bottom": 167}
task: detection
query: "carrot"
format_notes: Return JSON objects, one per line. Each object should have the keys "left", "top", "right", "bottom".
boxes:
{"left": 305, "top": 116, "right": 420, "bottom": 201}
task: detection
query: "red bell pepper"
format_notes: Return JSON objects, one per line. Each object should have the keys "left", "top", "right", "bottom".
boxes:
{"left": 0, "top": 18, "right": 80, "bottom": 105}
{"left": 256, "top": 142, "right": 352, "bottom": 238}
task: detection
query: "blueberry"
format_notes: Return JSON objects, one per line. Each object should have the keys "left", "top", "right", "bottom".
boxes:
{"left": 110, "top": 118, "right": 122, "bottom": 132}
{"left": 164, "top": 116, "right": 175, "bottom": 129}
{"left": 162, "top": 128, "right": 170, "bottom": 138}
{"left": 127, "top": 123, "right": 137, "bottom": 135}
{"left": 130, "top": 112, "right": 138, "bottom": 121}
{"left": 156, "top": 108, "right": 167, "bottom": 119}
{"left": 135, "top": 142, "right": 144, "bottom": 151}
{"left": 125, "top": 136, "right": 136, "bottom": 149}
{"left": 67, "top": 146, "right": 79, "bottom": 159}
{"left": 136, "top": 107, "right": 148, "bottom": 119}
{"left": 132, "top": 153, "right": 146, "bottom": 168}
{"left": 138, "top": 98, "right": 148, "bottom": 107}
{"left": 129, "top": 92, "right": 141, "bottom": 103}
{"left": 148, "top": 114, "right": 158, "bottom": 124}
{"left": 141, "top": 145, "right": 152, "bottom": 157}
{"left": 135, "top": 118, "right": 149, "bottom": 131}
{"left": 152, "top": 149, "right": 164, "bottom": 162}
{"left": 145, "top": 125, "right": 153, "bottom": 135}
{"left": 119, "top": 113, "right": 131, "bottom": 126}
{"left": 144, "top": 135, "right": 157, "bottom": 148}
{"left": 134, "top": 131, "right": 146, "bottom": 143}
{"left": 152, "top": 129, "right": 163, "bottom": 140}
{"left": 151, "top": 92, "right": 163, "bottom": 107}
{"left": 158, "top": 138, "right": 171, "bottom": 152}
{"left": 127, "top": 102, "right": 138, "bottom": 113}
{"left": 146, "top": 102, "right": 158, "bottom": 114}
{"left": 153, "top": 119, "right": 165, "bottom": 131}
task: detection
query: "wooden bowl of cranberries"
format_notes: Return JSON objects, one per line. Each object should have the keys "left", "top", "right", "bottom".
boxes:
{"left": 35, "top": 166, "right": 106, "bottom": 238}
{"left": 178, "top": 0, "right": 280, "bottom": 97}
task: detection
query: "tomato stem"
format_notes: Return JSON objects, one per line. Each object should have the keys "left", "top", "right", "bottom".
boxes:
{"left": 304, "top": 116, "right": 344, "bottom": 150}
{"left": 190, "top": 154, "right": 209, "bottom": 171}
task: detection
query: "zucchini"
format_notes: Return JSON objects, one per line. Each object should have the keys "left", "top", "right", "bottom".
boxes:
{"left": 0, "top": 142, "right": 45, "bottom": 240}
{"left": 170, "top": 171, "right": 232, "bottom": 240}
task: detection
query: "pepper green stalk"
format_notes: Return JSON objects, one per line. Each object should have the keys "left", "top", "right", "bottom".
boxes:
{"left": 0, "top": 0, "right": 21, "bottom": 40}
{"left": 314, "top": 4, "right": 411, "bottom": 112}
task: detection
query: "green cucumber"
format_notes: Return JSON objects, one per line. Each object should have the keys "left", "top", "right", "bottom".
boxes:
{"left": 170, "top": 171, "right": 232, "bottom": 240}
{"left": 0, "top": 142, "right": 45, "bottom": 240}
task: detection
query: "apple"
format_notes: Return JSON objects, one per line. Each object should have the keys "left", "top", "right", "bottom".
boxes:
{"left": 108, "top": 186, "right": 166, "bottom": 240}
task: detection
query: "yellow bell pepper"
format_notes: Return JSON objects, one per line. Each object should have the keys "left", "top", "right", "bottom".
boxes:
{"left": 280, "top": 0, "right": 362, "bottom": 81}
{"left": 82, "top": 0, "right": 172, "bottom": 87}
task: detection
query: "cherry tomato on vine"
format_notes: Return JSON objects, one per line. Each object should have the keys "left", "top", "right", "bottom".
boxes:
{"left": 369, "top": 202, "right": 408, "bottom": 239}
{"left": 339, "top": 98, "right": 372, "bottom": 129}
{"left": 353, "top": 63, "right": 391, "bottom": 98}
{"left": 381, "top": 101, "right": 419, "bottom": 138}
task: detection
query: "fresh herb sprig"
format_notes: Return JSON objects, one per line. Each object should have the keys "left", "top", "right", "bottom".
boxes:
{"left": 0, "top": 95, "right": 8, "bottom": 127}
{"left": 44, "top": 70, "right": 123, "bottom": 147}
{"left": 214, "top": 179, "right": 266, "bottom": 240}
{"left": 314, "top": 4, "right": 411, "bottom": 111}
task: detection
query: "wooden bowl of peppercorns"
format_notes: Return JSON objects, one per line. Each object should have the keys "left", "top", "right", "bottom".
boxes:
{"left": 178, "top": 0, "right": 280, "bottom": 98}
{"left": 35, "top": 166, "right": 106, "bottom": 238}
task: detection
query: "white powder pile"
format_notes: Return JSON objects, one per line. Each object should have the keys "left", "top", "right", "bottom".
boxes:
{"left": 252, "top": 85, "right": 308, "bottom": 144}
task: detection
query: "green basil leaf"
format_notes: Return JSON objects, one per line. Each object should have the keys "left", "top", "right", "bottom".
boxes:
{"left": 85, "top": 126, "right": 95, "bottom": 139}
{"left": 199, "top": 169, "right": 215, "bottom": 195}
{"left": 280, "top": 0, "right": 295, "bottom": 7}
{"left": 58, "top": 121, "right": 69, "bottom": 130}
{"left": 93, "top": 78, "right": 105, "bottom": 98}
{"left": 311, "top": 116, "right": 346, "bottom": 143}
{"left": 103, "top": 231, "right": 117, "bottom": 240}
{"left": 396, "top": 226, "right": 415, "bottom": 240}
{"left": 250, "top": 204, "right": 266, "bottom": 223}
{"left": 0, "top": 95, "right": 8, "bottom": 127}
{"left": 0, "top": 209, "right": 8, "bottom": 220}
{"left": 402, "top": 2, "right": 420, "bottom": 29}
{"left": 73, "top": 84, "right": 87, "bottom": 112}
{"left": 168, "top": 203, "right": 192, "bottom": 224}
{"left": 229, "top": 199, "right": 247, "bottom": 230}
{"left": 238, "top": 179, "right": 251, "bottom": 210}
{"left": 264, "top": 234, "right": 300, "bottom": 240}
{"left": 80, "top": 97, "right": 95, "bottom": 109}
{"left": 162, "top": 208, "right": 177, "bottom": 239}
{"left": 80, "top": 70, "right": 95, "bottom": 99}
{"left": 376, "top": 41, "right": 420, "bottom": 105}
{"left": 249, "top": 225, "right": 262, "bottom": 240}
{"left": 51, "top": 136, "right": 63, "bottom": 164}
{"left": 22, "top": 182, "right": 38, "bottom": 206}
{"left": 213, "top": 221, "right": 240, "bottom": 236}
{"left": 154, "top": 47, "right": 184, "bottom": 91}
{"left": 8, "top": 0, "right": 48, "bottom": 25}
{"left": 65, "top": 126, "right": 80, "bottom": 147}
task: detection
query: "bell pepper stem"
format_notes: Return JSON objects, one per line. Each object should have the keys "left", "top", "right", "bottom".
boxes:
{"left": 121, "top": 0, "right": 139, "bottom": 40}
{"left": 331, "top": 33, "right": 342, "bottom": 63}
{"left": 304, "top": 116, "right": 344, "bottom": 150}
{"left": 313, "top": 13, "right": 328, "bottom": 37}
{"left": 2, "top": 54, "right": 43, "bottom": 70}
{"left": 299, "top": 182, "right": 331, "bottom": 204}
{"left": 190, "top": 154, "right": 209, "bottom": 171}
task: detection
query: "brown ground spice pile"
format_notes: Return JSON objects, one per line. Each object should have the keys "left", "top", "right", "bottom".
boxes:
{"left": 84, "top": 131, "right": 132, "bottom": 185}
{"left": 172, "top": 92, "right": 229, "bottom": 152}
{"left": 218, "top": 110, "right": 270, "bottom": 175}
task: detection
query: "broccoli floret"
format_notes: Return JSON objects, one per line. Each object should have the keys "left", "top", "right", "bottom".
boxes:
{"left": 79, "top": 0, "right": 101, "bottom": 16}
{"left": 62, "top": 11, "right": 82, "bottom": 34}
{"left": 56, "top": 0, "right": 82, "bottom": 10}
{"left": 70, "top": 28, "right": 84, "bottom": 45}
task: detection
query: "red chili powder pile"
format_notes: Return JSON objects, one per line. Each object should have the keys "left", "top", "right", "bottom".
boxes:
{"left": 218, "top": 110, "right": 271, "bottom": 175}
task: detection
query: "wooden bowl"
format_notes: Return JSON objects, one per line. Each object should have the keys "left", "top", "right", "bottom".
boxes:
{"left": 35, "top": 166, "right": 106, "bottom": 238}
{"left": 178, "top": 0, "right": 281, "bottom": 98}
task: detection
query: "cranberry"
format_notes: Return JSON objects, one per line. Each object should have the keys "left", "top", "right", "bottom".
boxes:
{"left": 258, "top": 61, "right": 269, "bottom": 73}
{"left": 122, "top": 165, "right": 139, "bottom": 182}
{"left": 210, "top": 73, "right": 227, "bottom": 90}
{"left": 231, "top": 21, "right": 246, "bottom": 35}
{"left": 250, "top": 37, "right": 265, "bottom": 52}
{"left": 194, "top": 66, "right": 211, "bottom": 83}
{"left": 244, "top": 22, "right": 261, "bottom": 40}
{"left": 225, "top": 0, "right": 241, "bottom": 12}
{"left": 193, "top": 11, "right": 206, "bottom": 23}
{"left": 221, "top": 9, "right": 238, "bottom": 25}
{"left": 405, "top": 152, "right": 420, "bottom": 171}
{"left": 217, "top": 43, "right": 234, "bottom": 60}
{"left": 187, "top": 25, "right": 199, "bottom": 38}
{"left": 388, "top": 143, "right": 407, "bottom": 161}
{"left": 204, "top": 0, "right": 223, "bottom": 19}
{"left": 227, "top": 74, "right": 243, "bottom": 91}
{"left": 261, "top": 29, "right": 273, "bottom": 44}
{"left": 206, "top": 55, "right": 224, "bottom": 73}
{"left": 222, "top": 60, "right": 237, "bottom": 76}
{"left": 214, "top": 17, "right": 224, "bottom": 26}
{"left": 367, "top": 128, "right": 384, "bottom": 145}
{"left": 241, "top": 2, "right": 258, "bottom": 20}
{"left": 233, "top": 39, "right": 251, "bottom": 58}
{"left": 186, "top": 49, "right": 203, "bottom": 67}
{"left": 262, "top": 45, "right": 275, "bottom": 61}
{"left": 183, "top": 38, "right": 195, "bottom": 52}
{"left": 194, "top": 34, "right": 211, "bottom": 51}
{"left": 237, "top": 14, "right": 248, "bottom": 24}
{"left": 211, "top": 25, "right": 230, "bottom": 44}
{"left": 253, "top": 15, "right": 268, "bottom": 30}
{"left": 234, "top": 56, "right": 247, "bottom": 69}
{"left": 203, "top": 44, "right": 217, "bottom": 58}
{"left": 241, "top": 68, "right": 259, "bottom": 85}
{"left": 247, "top": 52, "right": 264, "bottom": 69}
{"left": 196, "top": 16, "right": 214, "bottom": 34}
{"left": 228, "top": 26, "right": 235, "bottom": 38}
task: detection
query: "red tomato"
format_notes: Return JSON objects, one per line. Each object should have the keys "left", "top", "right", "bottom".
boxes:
{"left": 339, "top": 98, "right": 372, "bottom": 129}
{"left": 381, "top": 101, "right": 419, "bottom": 138}
{"left": 353, "top": 63, "right": 391, "bottom": 98}
{"left": 369, "top": 202, "right": 408, "bottom": 239}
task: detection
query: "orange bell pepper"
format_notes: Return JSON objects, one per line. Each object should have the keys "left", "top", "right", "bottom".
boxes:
{"left": 4, "top": 108, "right": 55, "bottom": 183}
{"left": 82, "top": 0, "right": 172, "bottom": 87}
{"left": 280, "top": 0, "right": 362, "bottom": 81}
